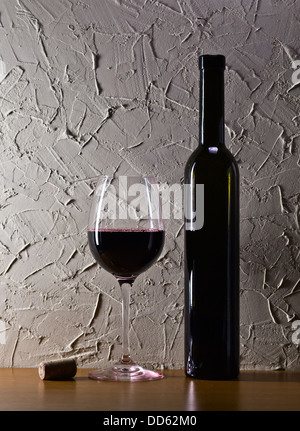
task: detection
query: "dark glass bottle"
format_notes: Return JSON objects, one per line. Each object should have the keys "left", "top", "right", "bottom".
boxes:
{"left": 184, "top": 55, "right": 240, "bottom": 380}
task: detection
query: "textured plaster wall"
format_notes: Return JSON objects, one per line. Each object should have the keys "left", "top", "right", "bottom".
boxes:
{"left": 0, "top": 0, "right": 299, "bottom": 370}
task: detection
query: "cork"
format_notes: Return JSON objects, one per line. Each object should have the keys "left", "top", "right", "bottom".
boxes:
{"left": 39, "top": 358, "right": 77, "bottom": 380}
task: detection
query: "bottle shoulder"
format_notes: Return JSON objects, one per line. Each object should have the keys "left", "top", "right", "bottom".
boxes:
{"left": 185, "top": 145, "right": 238, "bottom": 167}
{"left": 184, "top": 145, "right": 239, "bottom": 178}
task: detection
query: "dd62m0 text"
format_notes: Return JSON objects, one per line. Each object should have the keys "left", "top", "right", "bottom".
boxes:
{"left": 147, "top": 415, "right": 197, "bottom": 426}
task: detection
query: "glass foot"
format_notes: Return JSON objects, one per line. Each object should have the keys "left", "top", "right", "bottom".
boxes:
{"left": 88, "top": 360, "right": 164, "bottom": 382}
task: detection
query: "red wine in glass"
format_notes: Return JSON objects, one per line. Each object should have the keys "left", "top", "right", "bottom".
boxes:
{"left": 88, "top": 228, "right": 164, "bottom": 282}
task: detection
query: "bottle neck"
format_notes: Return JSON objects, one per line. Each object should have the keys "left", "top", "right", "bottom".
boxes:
{"left": 199, "top": 68, "right": 225, "bottom": 147}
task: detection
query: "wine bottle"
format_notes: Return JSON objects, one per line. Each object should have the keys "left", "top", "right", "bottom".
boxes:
{"left": 184, "top": 54, "right": 240, "bottom": 380}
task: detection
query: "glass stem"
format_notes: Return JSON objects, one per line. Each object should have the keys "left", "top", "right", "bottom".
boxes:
{"left": 118, "top": 280, "right": 133, "bottom": 364}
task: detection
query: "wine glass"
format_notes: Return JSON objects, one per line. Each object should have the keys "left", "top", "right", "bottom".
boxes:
{"left": 87, "top": 175, "right": 165, "bottom": 381}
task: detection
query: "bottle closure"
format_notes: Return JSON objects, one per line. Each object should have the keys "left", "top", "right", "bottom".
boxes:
{"left": 199, "top": 55, "right": 225, "bottom": 148}
{"left": 199, "top": 55, "right": 225, "bottom": 70}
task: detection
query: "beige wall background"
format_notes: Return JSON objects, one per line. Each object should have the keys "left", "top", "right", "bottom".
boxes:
{"left": 0, "top": 0, "right": 299, "bottom": 370}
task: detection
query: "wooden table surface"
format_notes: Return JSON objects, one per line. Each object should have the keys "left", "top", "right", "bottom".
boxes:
{"left": 0, "top": 368, "right": 300, "bottom": 413}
